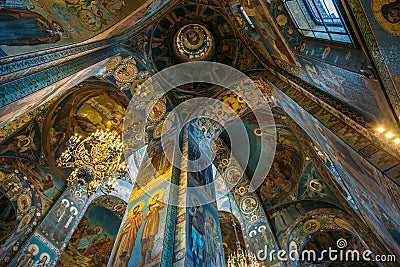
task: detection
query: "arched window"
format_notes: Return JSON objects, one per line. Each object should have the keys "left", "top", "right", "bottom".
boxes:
{"left": 283, "top": 0, "right": 353, "bottom": 44}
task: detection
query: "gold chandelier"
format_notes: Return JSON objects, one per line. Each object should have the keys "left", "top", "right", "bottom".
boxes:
{"left": 57, "top": 129, "right": 127, "bottom": 196}
{"left": 227, "top": 249, "right": 260, "bottom": 267}
{"left": 227, "top": 193, "right": 260, "bottom": 267}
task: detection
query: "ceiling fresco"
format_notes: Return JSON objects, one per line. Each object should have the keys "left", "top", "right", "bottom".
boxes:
{"left": 140, "top": 2, "right": 264, "bottom": 72}
{"left": 41, "top": 78, "right": 128, "bottom": 180}
{"left": 255, "top": 110, "right": 305, "bottom": 208}
{"left": 0, "top": 0, "right": 171, "bottom": 57}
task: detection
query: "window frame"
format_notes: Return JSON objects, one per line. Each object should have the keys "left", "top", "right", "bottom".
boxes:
{"left": 282, "top": 0, "right": 356, "bottom": 46}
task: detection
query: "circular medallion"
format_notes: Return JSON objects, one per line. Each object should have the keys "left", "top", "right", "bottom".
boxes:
{"left": 17, "top": 195, "right": 31, "bottom": 213}
{"left": 146, "top": 100, "right": 166, "bottom": 122}
{"left": 113, "top": 64, "right": 138, "bottom": 83}
{"left": 222, "top": 97, "right": 239, "bottom": 112}
{"left": 240, "top": 195, "right": 258, "bottom": 214}
{"left": 372, "top": 0, "right": 400, "bottom": 36}
{"left": 303, "top": 219, "right": 321, "bottom": 234}
{"left": 173, "top": 24, "right": 215, "bottom": 61}
{"left": 224, "top": 166, "right": 242, "bottom": 185}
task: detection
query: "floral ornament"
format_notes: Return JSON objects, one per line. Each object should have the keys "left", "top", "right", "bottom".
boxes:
{"left": 277, "top": 14, "right": 288, "bottom": 26}
{"left": 132, "top": 77, "right": 154, "bottom": 102}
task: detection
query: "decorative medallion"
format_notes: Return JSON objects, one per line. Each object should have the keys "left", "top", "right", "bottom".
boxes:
{"left": 372, "top": 0, "right": 400, "bottom": 36}
{"left": 222, "top": 97, "right": 239, "bottom": 112}
{"left": 240, "top": 195, "right": 258, "bottom": 214}
{"left": 146, "top": 100, "right": 167, "bottom": 122}
{"left": 113, "top": 63, "right": 138, "bottom": 83}
{"left": 133, "top": 81, "right": 154, "bottom": 101}
{"left": 303, "top": 219, "right": 321, "bottom": 234}
{"left": 173, "top": 24, "right": 215, "bottom": 61}
{"left": 224, "top": 166, "right": 242, "bottom": 185}
{"left": 17, "top": 195, "right": 31, "bottom": 213}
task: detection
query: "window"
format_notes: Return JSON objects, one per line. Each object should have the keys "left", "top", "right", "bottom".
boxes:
{"left": 283, "top": 0, "right": 353, "bottom": 44}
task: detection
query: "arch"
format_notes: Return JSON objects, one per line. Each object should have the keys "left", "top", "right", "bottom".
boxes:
{"left": 41, "top": 77, "right": 129, "bottom": 181}
{"left": 56, "top": 195, "right": 126, "bottom": 267}
{"left": 282, "top": 208, "right": 381, "bottom": 267}
{"left": 217, "top": 211, "right": 246, "bottom": 262}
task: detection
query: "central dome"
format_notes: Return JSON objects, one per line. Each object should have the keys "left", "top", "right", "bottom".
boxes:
{"left": 173, "top": 24, "right": 215, "bottom": 61}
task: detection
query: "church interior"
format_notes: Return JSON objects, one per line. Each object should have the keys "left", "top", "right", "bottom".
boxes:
{"left": 0, "top": 0, "right": 399, "bottom": 266}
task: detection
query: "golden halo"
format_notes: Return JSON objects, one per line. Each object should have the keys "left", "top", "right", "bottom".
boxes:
{"left": 149, "top": 189, "right": 165, "bottom": 204}
{"left": 253, "top": 128, "right": 262, "bottom": 136}
{"left": 94, "top": 226, "right": 103, "bottom": 234}
{"left": 61, "top": 199, "right": 70, "bottom": 208}
{"left": 303, "top": 219, "right": 321, "bottom": 234}
{"left": 28, "top": 244, "right": 39, "bottom": 256}
{"left": 237, "top": 95, "right": 245, "bottom": 103}
{"left": 39, "top": 252, "right": 51, "bottom": 264}
{"left": 129, "top": 201, "right": 145, "bottom": 216}
{"left": 70, "top": 206, "right": 78, "bottom": 215}
{"left": 222, "top": 97, "right": 239, "bottom": 112}
{"left": 221, "top": 158, "right": 229, "bottom": 166}
{"left": 334, "top": 217, "right": 353, "bottom": 232}
{"left": 322, "top": 47, "right": 330, "bottom": 59}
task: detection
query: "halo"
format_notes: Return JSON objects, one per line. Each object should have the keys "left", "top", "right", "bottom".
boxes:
{"left": 28, "top": 244, "right": 39, "bottom": 256}
{"left": 61, "top": 199, "right": 70, "bottom": 208}
{"left": 70, "top": 206, "right": 78, "bottom": 215}
{"left": 149, "top": 189, "right": 165, "bottom": 204}
{"left": 303, "top": 219, "right": 321, "bottom": 234}
{"left": 289, "top": 241, "right": 298, "bottom": 251}
{"left": 40, "top": 252, "right": 51, "bottom": 264}
{"left": 129, "top": 200, "right": 145, "bottom": 216}
{"left": 334, "top": 217, "right": 354, "bottom": 232}
{"left": 94, "top": 226, "right": 103, "bottom": 234}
